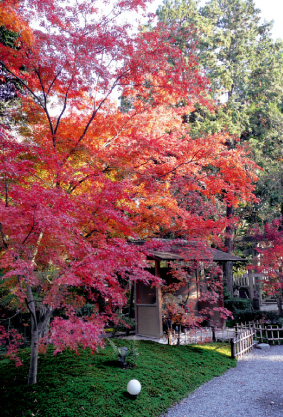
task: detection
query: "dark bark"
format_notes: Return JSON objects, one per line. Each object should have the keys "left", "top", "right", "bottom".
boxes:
{"left": 277, "top": 293, "right": 283, "bottom": 317}
{"left": 26, "top": 284, "right": 52, "bottom": 385}
{"left": 28, "top": 325, "right": 39, "bottom": 385}
{"left": 28, "top": 306, "right": 52, "bottom": 385}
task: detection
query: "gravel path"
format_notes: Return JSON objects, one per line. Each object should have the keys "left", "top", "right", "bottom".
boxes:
{"left": 162, "top": 345, "right": 283, "bottom": 417}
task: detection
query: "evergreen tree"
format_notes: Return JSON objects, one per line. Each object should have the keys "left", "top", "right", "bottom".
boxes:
{"left": 157, "top": 0, "right": 283, "bottom": 291}
{"left": 0, "top": 25, "right": 22, "bottom": 126}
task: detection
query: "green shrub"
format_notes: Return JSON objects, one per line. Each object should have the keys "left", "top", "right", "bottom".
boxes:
{"left": 111, "top": 314, "right": 135, "bottom": 336}
{"left": 224, "top": 289, "right": 252, "bottom": 314}
{"left": 226, "top": 310, "right": 282, "bottom": 326}
{"left": 108, "top": 338, "right": 139, "bottom": 367}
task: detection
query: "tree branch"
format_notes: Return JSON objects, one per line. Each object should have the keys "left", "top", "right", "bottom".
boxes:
{"left": 157, "top": 147, "right": 208, "bottom": 179}
{"left": 67, "top": 165, "right": 110, "bottom": 194}
{"left": 46, "top": 68, "right": 63, "bottom": 96}
{"left": 0, "top": 222, "right": 8, "bottom": 249}
{"left": 54, "top": 84, "right": 71, "bottom": 135}
{"left": 0, "top": 62, "right": 43, "bottom": 107}
{"left": 61, "top": 69, "right": 130, "bottom": 166}
{"left": 22, "top": 207, "right": 37, "bottom": 245}
{"left": 34, "top": 68, "right": 55, "bottom": 140}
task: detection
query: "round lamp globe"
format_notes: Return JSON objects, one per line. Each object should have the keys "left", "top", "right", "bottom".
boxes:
{"left": 127, "top": 379, "right": 141, "bottom": 396}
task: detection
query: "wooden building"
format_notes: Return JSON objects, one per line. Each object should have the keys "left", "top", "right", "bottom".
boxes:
{"left": 135, "top": 241, "right": 244, "bottom": 338}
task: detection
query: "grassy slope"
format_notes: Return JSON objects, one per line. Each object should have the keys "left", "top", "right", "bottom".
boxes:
{"left": 0, "top": 340, "right": 236, "bottom": 417}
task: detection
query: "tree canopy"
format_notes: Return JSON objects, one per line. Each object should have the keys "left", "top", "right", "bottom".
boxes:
{"left": 157, "top": 0, "right": 283, "bottom": 248}
{"left": 0, "top": 0, "right": 258, "bottom": 384}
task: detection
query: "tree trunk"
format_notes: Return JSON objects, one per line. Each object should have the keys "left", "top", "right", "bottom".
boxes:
{"left": 26, "top": 281, "right": 52, "bottom": 385}
{"left": 27, "top": 306, "right": 52, "bottom": 385}
{"left": 26, "top": 283, "right": 38, "bottom": 385}
{"left": 277, "top": 293, "right": 283, "bottom": 317}
{"left": 26, "top": 231, "right": 47, "bottom": 385}
{"left": 28, "top": 325, "right": 39, "bottom": 385}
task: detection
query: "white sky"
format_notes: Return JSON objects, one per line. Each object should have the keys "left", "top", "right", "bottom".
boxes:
{"left": 253, "top": 0, "right": 283, "bottom": 40}
{"left": 147, "top": 0, "right": 283, "bottom": 40}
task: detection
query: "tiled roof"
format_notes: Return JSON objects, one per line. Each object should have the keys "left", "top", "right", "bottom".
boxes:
{"left": 148, "top": 248, "right": 244, "bottom": 262}
{"left": 130, "top": 239, "right": 245, "bottom": 262}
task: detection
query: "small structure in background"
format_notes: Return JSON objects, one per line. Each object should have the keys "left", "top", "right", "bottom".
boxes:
{"left": 233, "top": 272, "right": 264, "bottom": 310}
{"left": 135, "top": 240, "right": 244, "bottom": 339}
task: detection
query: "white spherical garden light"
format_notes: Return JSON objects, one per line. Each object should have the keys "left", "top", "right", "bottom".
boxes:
{"left": 127, "top": 379, "right": 141, "bottom": 397}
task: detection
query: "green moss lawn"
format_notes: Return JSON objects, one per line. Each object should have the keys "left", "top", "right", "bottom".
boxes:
{"left": 0, "top": 340, "right": 236, "bottom": 417}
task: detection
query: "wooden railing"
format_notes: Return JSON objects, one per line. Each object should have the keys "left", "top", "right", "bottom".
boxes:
{"left": 175, "top": 325, "right": 258, "bottom": 359}
{"left": 233, "top": 273, "right": 264, "bottom": 287}
{"left": 167, "top": 327, "right": 214, "bottom": 345}
{"left": 165, "top": 321, "right": 283, "bottom": 359}
{"left": 237, "top": 321, "right": 283, "bottom": 345}
{"left": 230, "top": 328, "right": 256, "bottom": 359}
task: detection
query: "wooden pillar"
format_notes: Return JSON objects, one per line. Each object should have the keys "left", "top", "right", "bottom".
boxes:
{"left": 225, "top": 261, "right": 233, "bottom": 294}
{"left": 155, "top": 260, "right": 163, "bottom": 338}
{"left": 155, "top": 259, "right": 161, "bottom": 279}
{"left": 248, "top": 269, "right": 254, "bottom": 303}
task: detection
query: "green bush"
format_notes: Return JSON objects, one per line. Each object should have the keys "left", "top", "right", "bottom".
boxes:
{"left": 226, "top": 310, "right": 282, "bottom": 327}
{"left": 108, "top": 338, "right": 139, "bottom": 367}
{"left": 232, "top": 310, "right": 259, "bottom": 323}
{"left": 224, "top": 289, "right": 252, "bottom": 313}
{"left": 111, "top": 314, "right": 135, "bottom": 336}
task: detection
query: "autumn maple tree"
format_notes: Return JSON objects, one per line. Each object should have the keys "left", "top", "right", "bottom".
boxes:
{"left": 252, "top": 219, "right": 283, "bottom": 316}
{"left": 0, "top": 0, "right": 258, "bottom": 384}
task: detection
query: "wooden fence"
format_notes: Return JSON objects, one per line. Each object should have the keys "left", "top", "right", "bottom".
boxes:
{"left": 237, "top": 321, "right": 283, "bottom": 345}
{"left": 166, "top": 321, "right": 283, "bottom": 359}
{"left": 168, "top": 327, "right": 214, "bottom": 345}
{"left": 167, "top": 326, "right": 238, "bottom": 346}
{"left": 230, "top": 328, "right": 256, "bottom": 359}
{"left": 167, "top": 325, "right": 257, "bottom": 359}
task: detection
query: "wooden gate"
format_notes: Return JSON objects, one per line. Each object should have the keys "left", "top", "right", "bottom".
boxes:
{"left": 230, "top": 328, "right": 256, "bottom": 359}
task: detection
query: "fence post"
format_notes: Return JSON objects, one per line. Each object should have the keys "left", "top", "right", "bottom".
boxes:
{"left": 259, "top": 324, "right": 263, "bottom": 343}
{"left": 212, "top": 327, "right": 216, "bottom": 342}
{"left": 168, "top": 330, "right": 172, "bottom": 345}
{"left": 230, "top": 338, "right": 236, "bottom": 359}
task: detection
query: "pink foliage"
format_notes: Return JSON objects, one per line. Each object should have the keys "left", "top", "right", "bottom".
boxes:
{"left": 0, "top": 325, "right": 24, "bottom": 366}
{"left": 252, "top": 219, "right": 283, "bottom": 297}
{"left": 0, "top": 0, "right": 258, "bottom": 384}
{"left": 49, "top": 316, "right": 105, "bottom": 354}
